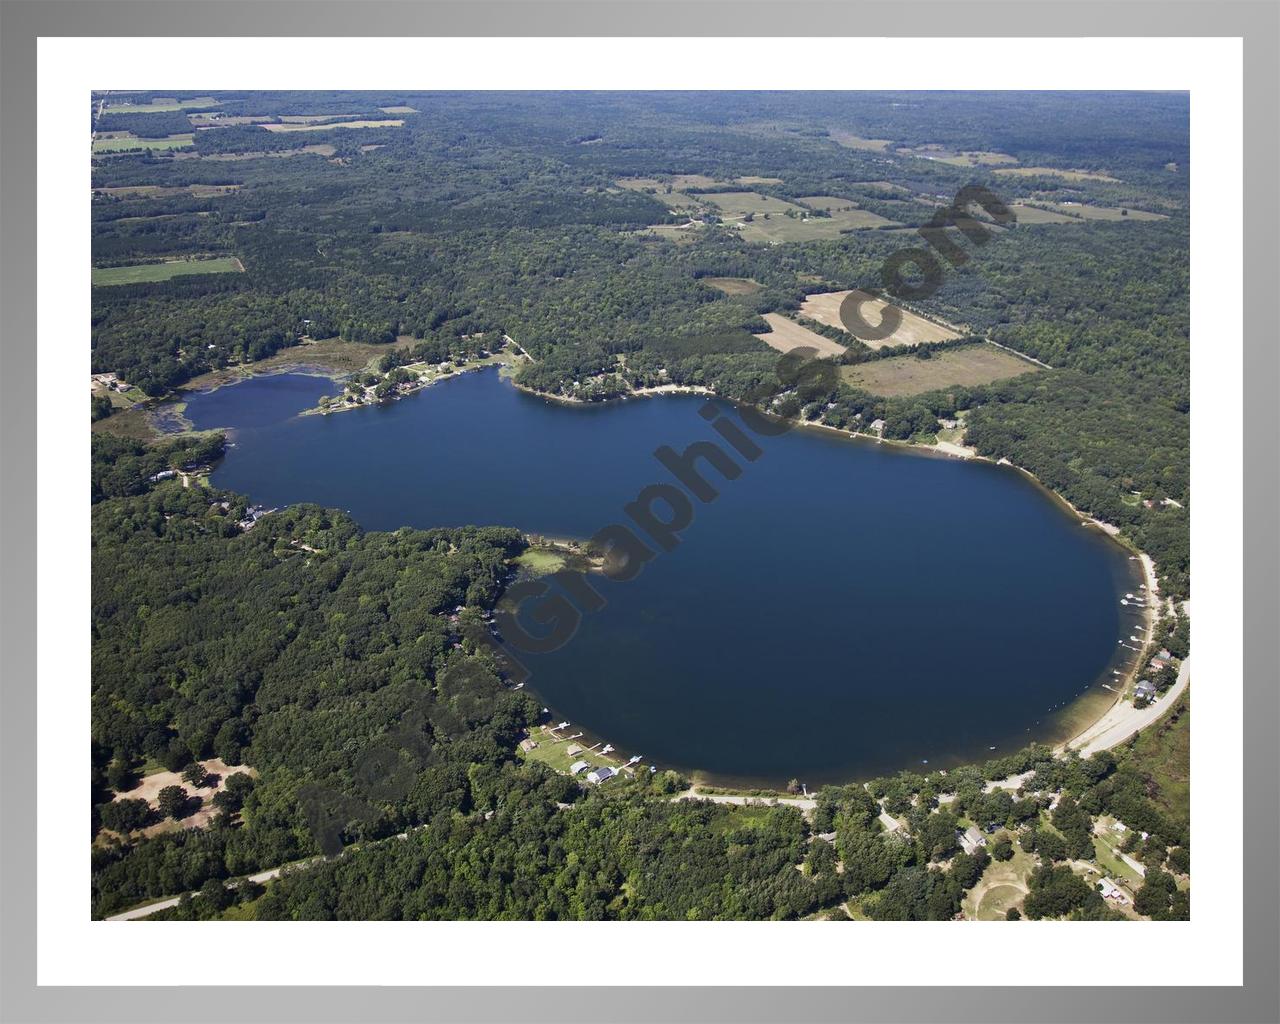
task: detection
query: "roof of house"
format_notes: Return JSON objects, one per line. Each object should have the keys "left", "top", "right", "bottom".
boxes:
{"left": 569, "top": 760, "right": 590, "bottom": 774}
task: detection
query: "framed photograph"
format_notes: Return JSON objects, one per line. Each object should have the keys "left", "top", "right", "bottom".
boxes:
{"left": 2, "top": 2, "right": 1276, "bottom": 1022}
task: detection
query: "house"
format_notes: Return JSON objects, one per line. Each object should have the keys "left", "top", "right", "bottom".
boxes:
{"left": 148, "top": 469, "right": 177, "bottom": 482}
{"left": 565, "top": 744, "right": 583, "bottom": 757}
{"left": 1098, "top": 878, "right": 1130, "bottom": 903}
{"left": 569, "top": 760, "right": 590, "bottom": 775}
{"left": 1158, "top": 648, "right": 1173, "bottom": 661}
{"left": 1149, "top": 656, "right": 1169, "bottom": 671}
{"left": 870, "top": 418, "right": 887, "bottom": 435}
{"left": 519, "top": 738, "right": 538, "bottom": 752}
{"left": 587, "top": 766, "right": 616, "bottom": 785}
{"left": 1135, "top": 679, "right": 1158, "bottom": 703}
{"left": 959, "top": 826, "right": 987, "bottom": 855}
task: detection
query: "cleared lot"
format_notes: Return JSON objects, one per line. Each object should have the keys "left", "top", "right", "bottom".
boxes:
{"left": 93, "top": 256, "right": 244, "bottom": 286}
{"left": 840, "top": 344, "right": 1040, "bottom": 397}
{"left": 799, "top": 290, "right": 961, "bottom": 349}
{"left": 758, "top": 313, "right": 847, "bottom": 357}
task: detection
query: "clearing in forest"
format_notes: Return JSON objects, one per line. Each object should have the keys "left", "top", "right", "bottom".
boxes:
{"left": 994, "top": 166, "right": 1120, "bottom": 183}
{"left": 840, "top": 344, "right": 1040, "bottom": 397}
{"left": 262, "top": 119, "right": 405, "bottom": 133}
{"left": 92, "top": 133, "right": 194, "bottom": 153}
{"left": 827, "top": 130, "right": 893, "bottom": 151}
{"left": 757, "top": 313, "right": 847, "bottom": 358}
{"left": 92, "top": 256, "right": 244, "bottom": 286}
{"left": 702, "top": 277, "right": 761, "bottom": 295}
{"left": 800, "top": 290, "right": 961, "bottom": 349}
{"left": 705, "top": 192, "right": 898, "bottom": 243}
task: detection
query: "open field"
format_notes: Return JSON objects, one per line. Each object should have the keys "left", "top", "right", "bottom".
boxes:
{"left": 1052, "top": 203, "right": 1168, "bottom": 222}
{"left": 896, "top": 144, "right": 1018, "bottom": 167}
{"left": 799, "top": 290, "right": 962, "bottom": 349}
{"left": 379, "top": 105, "right": 419, "bottom": 114}
{"left": 994, "top": 166, "right": 1120, "bottom": 183}
{"left": 702, "top": 191, "right": 806, "bottom": 217}
{"left": 94, "top": 184, "right": 242, "bottom": 199}
{"left": 189, "top": 114, "right": 273, "bottom": 127}
{"left": 704, "top": 193, "right": 898, "bottom": 243}
{"left": 103, "top": 96, "right": 218, "bottom": 113}
{"left": 1009, "top": 203, "right": 1078, "bottom": 225}
{"left": 92, "top": 256, "right": 243, "bottom": 286}
{"left": 735, "top": 175, "right": 783, "bottom": 185}
{"left": 617, "top": 174, "right": 728, "bottom": 191}
{"left": 840, "top": 343, "right": 1040, "bottom": 397}
{"left": 827, "top": 130, "right": 893, "bottom": 151}
{"left": 629, "top": 222, "right": 704, "bottom": 243}
{"left": 963, "top": 846, "right": 1036, "bottom": 920}
{"left": 702, "top": 277, "right": 761, "bottom": 295}
{"left": 92, "top": 133, "right": 194, "bottom": 153}
{"left": 796, "top": 195, "right": 861, "bottom": 211}
{"left": 758, "top": 313, "right": 847, "bottom": 357}
{"left": 261, "top": 119, "right": 404, "bottom": 133}
{"left": 277, "top": 113, "right": 354, "bottom": 123}
{"left": 103, "top": 758, "right": 254, "bottom": 838}
{"left": 186, "top": 143, "right": 338, "bottom": 161}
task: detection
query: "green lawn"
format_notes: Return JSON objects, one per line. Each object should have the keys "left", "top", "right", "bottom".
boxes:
{"left": 92, "top": 133, "right": 195, "bottom": 153}
{"left": 93, "top": 257, "right": 243, "bottom": 286}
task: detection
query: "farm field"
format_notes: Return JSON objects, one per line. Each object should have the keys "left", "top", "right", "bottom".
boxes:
{"left": 800, "top": 290, "right": 962, "bottom": 348}
{"left": 187, "top": 143, "right": 338, "bottom": 160}
{"left": 735, "top": 175, "right": 783, "bottom": 185}
{"left": 94, "top": 184, "right": 241, "bottom": 199}
{"left": 92, "top": 133, "right": 194, "bottom": 153}
{"left": 1052, "top": 203, "right": 1167, "bottom": 222}
{"left": 796, "top": 195, "right": 862, "bottom": 211}
{"left": 701, "top": 277, "right": 761, "bottom": 295}
{"left": 896, "top": 145, "right": 1018, "bottom": 167}
{"left": 746, "top": 208, "right": 897, "bottom": 243}
{"left": 704, "top": 193, "right": 898, "bottom": 243}
{"left": 758, "top": 313, "right": 847, "bottom": 357}
{"left": 994, "top": 166, "right": 1121, "bottom": 182}
{"left": 840, "top": 343, "right": 1040, "bottom": 397}
{"left": 701, "top": 191, "right": 806, "bottom": 217}
{"left": 630, "top": 222, "right": 704, "bottom": 243}
{"left": 92, "top": 256, "right": 244, "bottom": 286}
{"left": 827, "top": 130, "right": 893, "bottom": 150}
{"left": 102, "top": 96, "right": 218, "bottom": 113}
{"left": 261, "top": 119, "right": 404, "bottom": 133}
{"left": 379, "top": 105, "right": 419, "bottom": 114}
{"left": 617, "top": 174, "right": 728, "bottom": 191}
{"left": 1009, "top": 203, "right": 1078, "bottom": 225}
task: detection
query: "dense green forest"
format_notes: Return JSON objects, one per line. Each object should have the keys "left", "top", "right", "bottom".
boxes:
{"left": 90, "top": 92, "right": 1191, "bottom": 920}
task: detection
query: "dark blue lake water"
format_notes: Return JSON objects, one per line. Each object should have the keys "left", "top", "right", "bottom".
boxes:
{"left": 185, "top": 369, "right": 1144, "bottom": 785}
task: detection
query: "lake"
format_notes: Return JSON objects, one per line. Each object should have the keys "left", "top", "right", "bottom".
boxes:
{"left": 185, "top": 368, "right": 1145, "bottom": 786}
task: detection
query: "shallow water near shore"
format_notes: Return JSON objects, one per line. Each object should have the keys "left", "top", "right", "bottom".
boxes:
{"left": 186, "top": 368, "right": 1145, "bottom": 786}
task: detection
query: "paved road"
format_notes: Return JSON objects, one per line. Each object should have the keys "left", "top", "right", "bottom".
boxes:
{"left": 105, "top": 860, "right": 317, "bottom": 921}
{"left": 1069, "top": 657, "right": 1190, "bottom": 757}
{"left": 674, "top": 788, "right": 817, "bottom": 812}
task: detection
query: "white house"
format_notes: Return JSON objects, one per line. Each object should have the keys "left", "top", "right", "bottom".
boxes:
{"left": 569, "top": 760, "right": 590, "bottom": 775}
{"left": 587, "top": 766, "right": 616, "bottom": 785}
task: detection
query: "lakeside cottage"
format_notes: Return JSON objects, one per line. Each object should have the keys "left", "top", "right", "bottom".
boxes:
{"left": 959, "top": 826, "right": 987, "bottom": 855}
{"left": 587, "top": 766, "right": 616, "bottom": 784}
{"left": 569, "top": 760, "right": 590, "bottom": 775}
{"left": 1135, "top": 679, "right": 1158, "bottom": 703}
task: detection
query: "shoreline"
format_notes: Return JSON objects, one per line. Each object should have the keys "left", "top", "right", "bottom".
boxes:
{"left": 159, "top": 357, "right": 1178, "bottom": 791}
